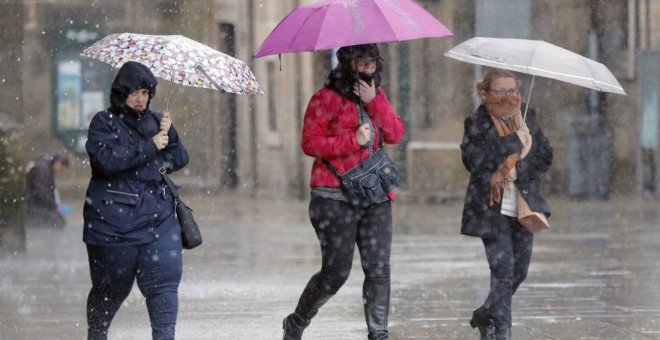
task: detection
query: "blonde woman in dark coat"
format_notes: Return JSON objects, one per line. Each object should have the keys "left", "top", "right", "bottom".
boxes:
{"left": 460, "top": 68, "right": 553, "bottom": 340}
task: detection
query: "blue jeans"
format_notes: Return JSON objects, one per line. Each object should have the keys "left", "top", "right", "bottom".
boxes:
{"left": 86, "top": 219, "right": 182, "bottom": 340}
{"left": 473, "top": 215, "right": 533, "bottom": 328}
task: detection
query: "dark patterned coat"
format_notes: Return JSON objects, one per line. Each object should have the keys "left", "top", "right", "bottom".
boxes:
{"left": 460, "top": 105, "right": 553, "bottom": 238}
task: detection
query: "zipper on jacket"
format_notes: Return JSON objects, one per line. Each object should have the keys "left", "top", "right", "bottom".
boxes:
{"left": 106, "top": 189, "right": 139, "bottom": 199}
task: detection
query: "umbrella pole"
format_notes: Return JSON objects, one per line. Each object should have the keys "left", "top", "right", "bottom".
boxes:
{"left": 165, "top": 72, "right": 175, "bottom": 113}
{"left": 523, "top": 74, "right": 536, "bottom": 122}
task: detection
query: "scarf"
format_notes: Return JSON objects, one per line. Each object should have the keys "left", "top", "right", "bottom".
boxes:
{"left": 488, "top": 110, "right": 532, "bottom": 207}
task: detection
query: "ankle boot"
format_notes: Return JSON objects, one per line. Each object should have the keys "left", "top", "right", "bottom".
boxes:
{"left": 283, "top": 314, "right": 307, "bottom": 340}
{"left": 477, "top": 325, "right": 495, "bottom": 340}
{"left": 363, "top": 279, "right": 390, "bottom": 340}
{"left": 470, "top": 308, "right": 494, "bottom": 340}
{"left": 283, "top": 280, "right": 334, "bottom": 340}
{"left": 494, "top": 326, "right": 511, "bottom": 340}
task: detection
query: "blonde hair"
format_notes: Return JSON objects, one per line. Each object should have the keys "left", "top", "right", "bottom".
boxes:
{"left": 475, "top": 69, "right": 517, "bottom": 97}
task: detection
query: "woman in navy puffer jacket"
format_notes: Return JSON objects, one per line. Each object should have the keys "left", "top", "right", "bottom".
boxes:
{"left": 83, "top": 61, "right": 189, "bottom": 340}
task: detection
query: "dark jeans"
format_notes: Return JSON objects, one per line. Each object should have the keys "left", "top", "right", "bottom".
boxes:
{"left": 473, "top": 215, "right": 533, "bottom": 328}
{"left": 86, "top": 219, "right": 182, "bottom": 340}
{"left": 292, "top": 196, "right": 392, "bottom": 339}
{"left": 307, "top": 196, "right": 392, "bottom": 295}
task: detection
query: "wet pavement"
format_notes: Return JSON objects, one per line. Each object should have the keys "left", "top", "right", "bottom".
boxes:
{"left": 1, "top": 193, "right": 659, "bottom": 339}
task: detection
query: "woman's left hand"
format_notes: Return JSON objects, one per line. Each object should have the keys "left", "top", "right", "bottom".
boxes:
{"left": 353, "top": 79, "right": 376, "bottom": 104}
{"left": 161, "top": 111, "right": 172, "bottom": 132}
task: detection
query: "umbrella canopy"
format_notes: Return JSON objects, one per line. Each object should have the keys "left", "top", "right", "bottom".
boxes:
{"left": 81, "top": 33, "right": 264, "bottom": 96}
{"left": 254, "top": 0, "right": 453, "bottom": 58}
{"left": 444, "top": 37, "right": 626, "bottom": 95}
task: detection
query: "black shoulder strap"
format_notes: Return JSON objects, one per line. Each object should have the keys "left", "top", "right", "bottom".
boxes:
{"left": 322, "top": 159, "right": 340, "bottom": 177}
{"left": 159, "top": 167, "right": 181, "bottom": 200}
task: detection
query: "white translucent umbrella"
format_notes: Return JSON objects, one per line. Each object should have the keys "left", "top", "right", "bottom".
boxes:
{"left": 444, "top": 37, "right": 626, "bottom": 118}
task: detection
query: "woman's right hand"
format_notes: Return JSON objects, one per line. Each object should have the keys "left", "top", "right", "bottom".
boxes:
{"left": 160, "top": 111, "right": 172, "bottom": 132}
{"left": 153, "top": 130, "right": 169, "bottom": 150}
{"left": 356, "top": 124, "right": 370, "bottom": 146}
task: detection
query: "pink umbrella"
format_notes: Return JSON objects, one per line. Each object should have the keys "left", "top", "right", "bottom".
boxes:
{"left": 254, "top": 0, "right": 453, "bottom": 58}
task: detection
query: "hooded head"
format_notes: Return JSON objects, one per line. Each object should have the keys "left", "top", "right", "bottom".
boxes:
{"left": 109, "top": 61, "right": 158, "bottom": 115}
{"left": 326, "top": 43, "right": 383, "bottom": 102}
{"left": 336, "top": 44, "right": 382, "bottom": 71}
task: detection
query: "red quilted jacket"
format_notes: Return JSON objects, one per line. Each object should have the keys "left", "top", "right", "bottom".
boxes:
{"left": 302, "top": 87, "right": 406, "bottom": 190}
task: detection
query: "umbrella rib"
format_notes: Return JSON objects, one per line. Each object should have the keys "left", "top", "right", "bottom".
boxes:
{"left": 311, "top": 5, "right": 334, "bottom": 51}
{"left": 525, "top": 65, "right": 625, "bottom": 92}
{"left": 195, "top": 64, "right": 227, "bottom": 94}
{"left": 289, "top": 6, "right": 328, "bottom": 53}
{"left": 371, "top": 0, "right": 402, "bottom": 42}
{"left": 525, "top": 41, "right": 540, "bottom": 75}
{"left": 453, "top": 54, "right": 625, "bottom": 94}
{"left": 580, "top": 57, "right": 614, "bottom": 92}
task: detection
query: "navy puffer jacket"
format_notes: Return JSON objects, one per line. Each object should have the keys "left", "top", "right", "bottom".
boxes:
{"left": 83, "top": 61, "right": 189, "bottom": 246}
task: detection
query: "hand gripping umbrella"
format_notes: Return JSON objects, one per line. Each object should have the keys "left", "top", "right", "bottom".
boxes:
{"left": 82, "top": 33, "right": 264, "bottom": 112}
{"left": 444, "top": 37, "right": 626, "bottom": 119}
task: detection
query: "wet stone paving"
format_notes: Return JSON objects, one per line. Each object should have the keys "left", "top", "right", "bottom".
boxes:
{"left": 1, "top": 194, "right": 659, "bottom": 339}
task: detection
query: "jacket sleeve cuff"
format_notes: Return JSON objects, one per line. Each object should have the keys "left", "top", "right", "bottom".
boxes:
{"left": 139, "top": 138, "right": 158, "bottom": 160}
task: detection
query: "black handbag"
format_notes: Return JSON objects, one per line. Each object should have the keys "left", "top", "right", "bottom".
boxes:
{"left": 324, "top": 142, "right": 400, "bottom": 207}
{"left": 160, "top": 168, "right": 202, "bottom": 249}
{"left": 323, "top": 103, "right": 401, "bottom": 207}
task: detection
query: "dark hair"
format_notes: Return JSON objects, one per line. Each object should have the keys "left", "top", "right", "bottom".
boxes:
{"left": 52, "top": 154, "right": 70, "bottom": 168}
{"left": 336, "top": 44, "right": 383, "bottom": 71}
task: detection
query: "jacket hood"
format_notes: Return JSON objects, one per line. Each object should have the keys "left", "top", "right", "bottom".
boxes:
{"left": 336, "top": 44, "right": 382, "bottom": 66}
{"left": 109, "top": 61, "right": 158, "bottom": 114}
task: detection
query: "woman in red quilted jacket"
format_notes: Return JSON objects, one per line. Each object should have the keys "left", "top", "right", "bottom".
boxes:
{"left": 282, "top": 44, "right": 405, "bottom": 340}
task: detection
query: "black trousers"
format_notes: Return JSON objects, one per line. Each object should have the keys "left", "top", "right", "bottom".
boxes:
{"left": 474, "top": 215, "right": 533, "bottom": 328}
{"left": 306, "top": 196, "right": 392, "bottom": 295}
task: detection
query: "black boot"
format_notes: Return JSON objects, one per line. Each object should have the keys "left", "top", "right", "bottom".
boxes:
{"left": 478, "top": 325, "right": 495, "bottom": 340}
{"left": 363, "top": 279, "right": 390, "bottom": 340}
{"left": 494, "top": 326, "right": 511, "bottom": 340}
{"left": 283, "top": 280, "right": 334, "bottom": 340}
{"left": 282, "top": 314, "right": 308, "bottom": 340}
{"left": 470, "top": 308, "right": 494, "bottom": 340}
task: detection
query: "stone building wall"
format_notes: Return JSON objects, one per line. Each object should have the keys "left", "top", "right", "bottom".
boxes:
{"left": 9, "top": 0, "right": 657, "bottom": 203}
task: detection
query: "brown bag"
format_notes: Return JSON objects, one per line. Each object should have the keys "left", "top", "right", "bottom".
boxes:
{"left": 517, "top": 192, "right": 549, "bottom": 233}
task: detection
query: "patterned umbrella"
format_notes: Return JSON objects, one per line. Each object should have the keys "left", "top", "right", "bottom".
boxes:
{"left": 81, "top": 33, "right": 264, "bottom": 101}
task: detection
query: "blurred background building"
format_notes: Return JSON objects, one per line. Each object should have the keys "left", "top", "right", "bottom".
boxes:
{"left": 1, "top": 0, "right": 659, "bottom": 245}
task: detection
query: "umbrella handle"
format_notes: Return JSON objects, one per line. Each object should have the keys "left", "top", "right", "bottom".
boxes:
{"left": 165, "top": 71, "right": 175, "bottom": 113}
{"left": 523, "top": 74, "right": 535, "bottom": 122}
